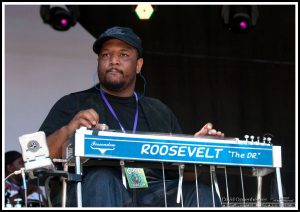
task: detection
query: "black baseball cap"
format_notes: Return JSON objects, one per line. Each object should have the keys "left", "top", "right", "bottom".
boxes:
{"left": 93, "top": 26, "right": 143, "bottom": 58}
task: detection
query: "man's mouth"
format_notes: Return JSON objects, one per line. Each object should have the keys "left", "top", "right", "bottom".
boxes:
{"left": 107, "top": 68, "right": 123, "bottom": 74}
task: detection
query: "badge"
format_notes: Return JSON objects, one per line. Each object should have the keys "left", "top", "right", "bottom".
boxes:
{"left": 125, "top": 167, "right": 148, "bottom": 189}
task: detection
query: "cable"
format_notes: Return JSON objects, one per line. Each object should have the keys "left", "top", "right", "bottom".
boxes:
{"left": 139, "top": 72, "right": 147, "bottom": 99}
{"left": 6, "top": 168, "right": 29, "bottom": 207}
{"left": 6, "top": 167, "right": 50, "bottom": 207}
{"left": 37, "top": 177, "right": 42, "bottom": 207}
{"left": 5, "top": 172, "right": 17, "bottom": 181}
{"left": 44, "top": 176, "right": 54, "bottom": 207}
{"left": 5, "top": 168, "right": 25, "bottom": 207}
{"left": 5, "top": 168, "right": 25, "bottom": 180}
{"left": 21, "top": 168, "right": 28, "bottom": 207}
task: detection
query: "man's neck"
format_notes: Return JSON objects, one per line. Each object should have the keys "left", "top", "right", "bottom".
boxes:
{"left": 100, "top": 86, "right": 135, "bottom": 97}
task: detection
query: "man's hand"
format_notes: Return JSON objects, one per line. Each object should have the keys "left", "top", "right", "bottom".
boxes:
{"left": 47, "top": 108, "right": 100, "bottom": 159}
{"left": 65, "top": 109, "right": 100, "bottom": 134}
{"left": 194, "top": 122, "right": 224, "bottom": 138}
{"left": 183, "top": 122, "right": 224, "bottom": 180}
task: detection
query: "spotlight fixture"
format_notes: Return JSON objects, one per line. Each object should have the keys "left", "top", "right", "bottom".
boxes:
{"left": 40, "top": 5, "right": 80, "bottom": 31}
{"left": 221, "top": 5, "right": 259, "bottom": 33}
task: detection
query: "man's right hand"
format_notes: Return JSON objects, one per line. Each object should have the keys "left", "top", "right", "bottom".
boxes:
{"left": 65, "top": 109, "right": 100, "bottom": 135}
{"left": 47, "top": 108, "right": 99, "bottom": 159}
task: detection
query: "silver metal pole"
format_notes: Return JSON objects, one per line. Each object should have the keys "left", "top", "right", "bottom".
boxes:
{"left": 276, "top": 167, "right": 284, "bottom": 207}
{"left": 61, "top": 162, "right": 68, "bottom": 207}
{"left": 75, "top": 156, "right": 82, "bottom": 207}
{"left": 240, "top": 167, "right": 245, "bottom": 207}
{"left": 211, "top": 166, "right": 222, "bottom": 205}
{"left": 224, "top": 167, "right": 230, "bottom": 207}
{"left": 194, "top": 165, "right": 200, "bottom": 207}
{"left": 120, "top": 160, "right": 127, "bottom": 189}
{"left": 210, "top": 166, "right": 215, "bottom": 207}
{"left": 162, "top": 162, "right": 167, "bottom": 207}
{"left": 176, "top": 164, "right": 184, "bottom": 207}
{"left": 256, "top": 176, "right": 262, "bottom": 207}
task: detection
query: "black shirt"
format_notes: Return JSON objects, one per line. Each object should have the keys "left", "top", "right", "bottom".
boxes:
{"left": 100, "top": 92, "right": 150, "bottom": 133}
{"left": 40, "top": 85, "right": 182, "bottom": 136}
{"left": 39, "top": 85, "right": 182, "bottom": 180}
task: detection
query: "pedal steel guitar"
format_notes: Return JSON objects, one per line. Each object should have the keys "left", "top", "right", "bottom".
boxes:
{"left": 62, "top": 127, "right": 284, "bottom": 207}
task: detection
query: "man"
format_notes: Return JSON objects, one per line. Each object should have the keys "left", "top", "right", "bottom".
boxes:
{"left": 5, "top": 151, "right": 47, "bottom": 207}
{"left": 39, "top": 26, "right": 224, "bottom": 207}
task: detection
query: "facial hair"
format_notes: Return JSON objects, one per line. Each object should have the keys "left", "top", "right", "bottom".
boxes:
{"left": 98, "top": 67, "right": 126, "bottom": 91}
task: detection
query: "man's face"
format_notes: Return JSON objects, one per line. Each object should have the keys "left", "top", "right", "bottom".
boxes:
{"left": 97, "top": 39, "right": 143, "bottom": 92}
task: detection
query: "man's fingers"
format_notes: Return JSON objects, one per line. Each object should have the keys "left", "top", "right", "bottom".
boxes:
{"left": 68, "top": 109, "right": 100, "bottom": 132}
{"left": 217, "top": 131, "right": 224, "bottom": 137}
{"left": 205, "top": 122, "right": 213, "bottom": 130}
{"left": 194, "top": 122, "right": 213, "bottom": 136}
{"left": 194, "top": 131, "right": 202, "bottom": 137}
{"left": 194, "top": 128, "right": 207, "bottom": 137}
{"left": 88, "top": 109, "right": 100, "bottom": 125}
{"left": 208, "top": 129, "right": 217, "bottom": 135}
{"left": 80, "top": 109, "right": 99, "bottom": 126}
{"left": 194, "top": 122, "right": 225, "bottom": 138}
{"left": 78, "top": 118, "right": 93, "bottom": 128}
{"left": 77, "top": 109, "right": 99, "bottom": 126}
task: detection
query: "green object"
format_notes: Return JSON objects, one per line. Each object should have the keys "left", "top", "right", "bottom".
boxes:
{"left": 125, "top": 167, "right": 148, "bottom": 189}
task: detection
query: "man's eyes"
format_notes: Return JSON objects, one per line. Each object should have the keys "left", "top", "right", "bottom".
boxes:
{"left": 101, "top": 53, "right": 109, "bottom": 57}
{"left": 100, "top": 53, "right": 130, "bottom": 58}
{"left": 120, "top": 53, "right": 129, "bottom": 57}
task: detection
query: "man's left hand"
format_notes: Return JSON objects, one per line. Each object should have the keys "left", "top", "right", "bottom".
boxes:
{"left": 194, "top": 122, "right": 224, "bottom": 137}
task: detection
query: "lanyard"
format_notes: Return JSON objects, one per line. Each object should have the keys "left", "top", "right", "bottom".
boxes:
{"left": 100, "top": 89, "right": 139, "bottom": 134}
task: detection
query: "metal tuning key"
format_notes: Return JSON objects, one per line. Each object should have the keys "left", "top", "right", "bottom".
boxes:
{"left": 250, "top": 135, "right": 255, "bottom": 144}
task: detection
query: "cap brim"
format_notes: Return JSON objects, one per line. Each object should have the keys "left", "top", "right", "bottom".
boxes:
{"left": 93, "top": 35, "right": 141, "bottom": 56}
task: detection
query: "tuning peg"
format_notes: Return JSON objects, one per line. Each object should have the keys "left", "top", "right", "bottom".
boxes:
{"left": 257, "top": 136, "right": 260, "bottom": 143}
{"left": 244, "top": 135, "right": 249, "bottom": 141}
{"left": 263, "top": 137, "right": 266, "bottom": 144}
{"left": 250, "top": 135, "right": 255, "bottom": 143}
{"left": 267, "top": 137, "right": 272, "bottom": 144}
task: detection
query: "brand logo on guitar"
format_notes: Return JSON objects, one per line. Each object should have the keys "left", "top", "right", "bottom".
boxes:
{"left": 90, "top": 141, "right": 116, "bottom": 154}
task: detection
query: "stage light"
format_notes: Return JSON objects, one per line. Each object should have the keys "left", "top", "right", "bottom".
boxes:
{"left": 221, "top": 5, "right": 259, "bottom": 33}
{"left": 135, "top": 3, "right": 154, "bottom": 20}
{"left": 40, "top": 5, "right": 80, "bottom": 31}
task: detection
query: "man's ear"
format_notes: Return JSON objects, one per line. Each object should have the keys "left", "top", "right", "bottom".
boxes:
{"left": 136, "top": 58, "right": 144, "bottom": 74}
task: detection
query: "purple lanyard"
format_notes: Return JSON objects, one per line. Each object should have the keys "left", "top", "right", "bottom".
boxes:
{"left": 100, "top": 89, "right": 139, "bottom": 134}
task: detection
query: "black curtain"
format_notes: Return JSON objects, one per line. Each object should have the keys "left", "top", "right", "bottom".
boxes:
{"left": 78, "top": 4, "right": 296, "bottom": 203}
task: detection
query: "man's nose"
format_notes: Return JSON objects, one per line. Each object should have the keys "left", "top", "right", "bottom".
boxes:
{"left": 109, "top": 54, "right": 120, "bottom": 64}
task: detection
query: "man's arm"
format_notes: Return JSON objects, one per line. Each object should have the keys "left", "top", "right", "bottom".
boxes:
{"left": 47, "top": 109, "right": 100, "bottom": 159}
{"left": 47, "top": 126, "right": 72, "bottom": 159}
